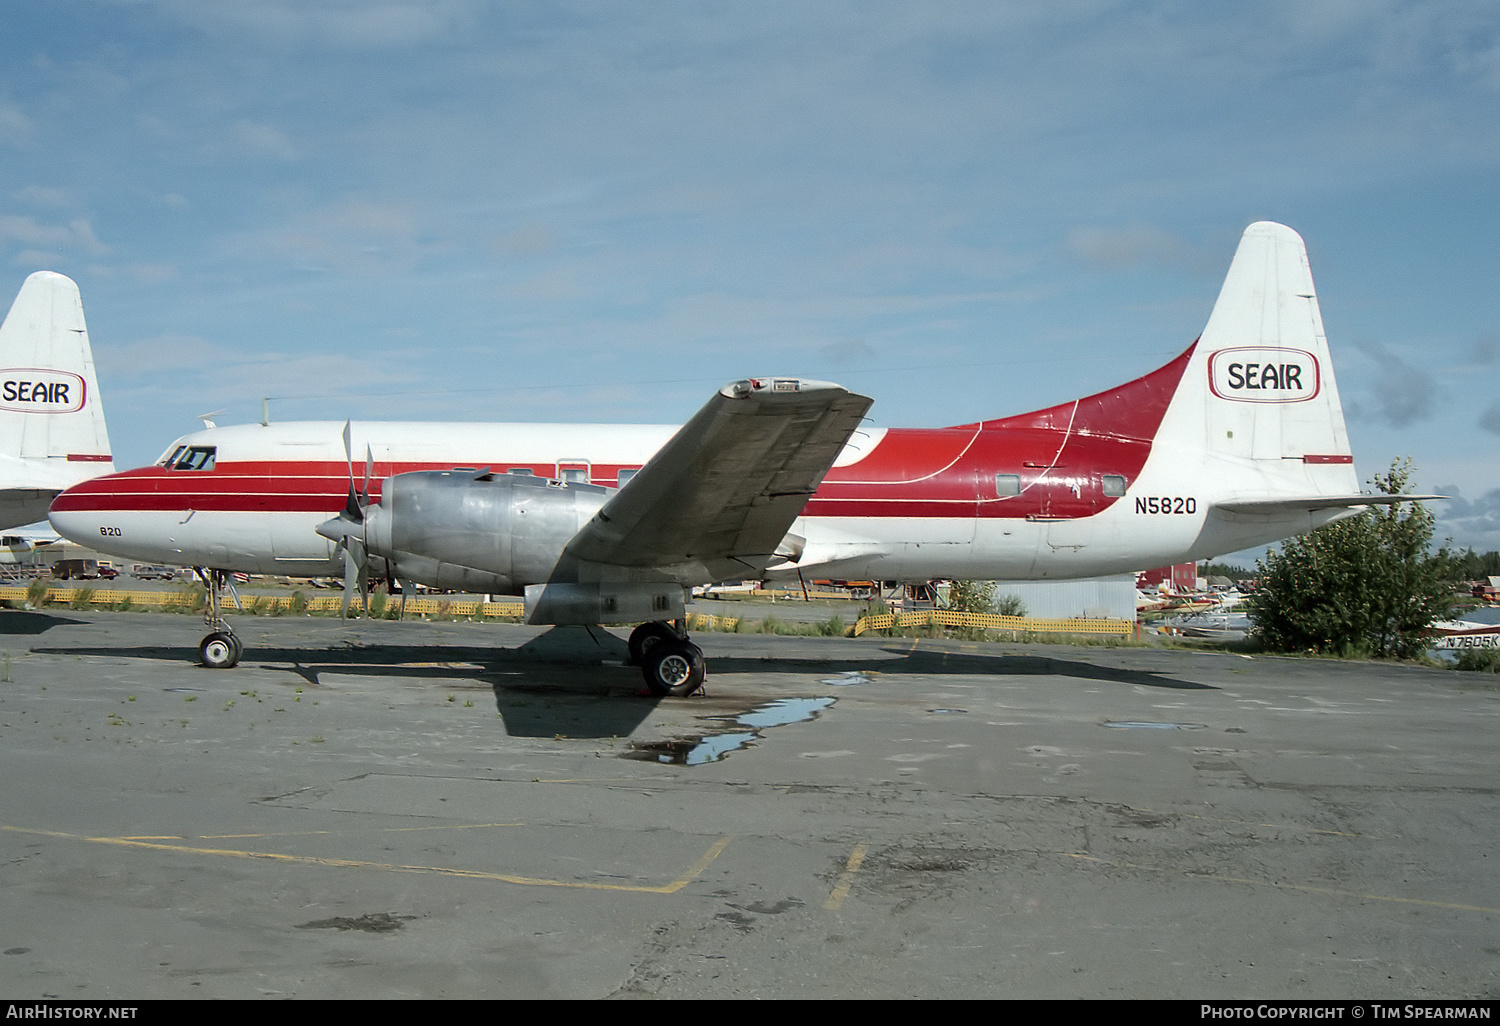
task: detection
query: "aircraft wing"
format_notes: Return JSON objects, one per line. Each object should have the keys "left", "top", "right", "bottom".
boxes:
{"left": 1212, "top": 494, "right": 1446, "bottom": 516}
{"left": 557, "top": 377, "right": 872, "bottom": 583}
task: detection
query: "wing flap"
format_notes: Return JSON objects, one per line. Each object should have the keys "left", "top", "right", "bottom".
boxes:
{"left": 559, "top": 378, "right": 872, "bottom": 578}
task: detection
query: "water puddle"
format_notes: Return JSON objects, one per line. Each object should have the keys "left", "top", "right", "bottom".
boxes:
{"left": 1103, "top": 720, "right": 1206, "bottom": 730}
{"left": 736, "top": 697, "right": 835, "bottom": 728}
{"left": 818, "top": 671, "right": 873, "bottom": 686}
{"left": 626, "top": 696, "right": 836, "bottom": 765}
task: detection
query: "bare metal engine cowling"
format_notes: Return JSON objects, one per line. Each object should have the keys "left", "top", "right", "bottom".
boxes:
{"left": 361, "top": 471, "right": 608, "bottom": 594}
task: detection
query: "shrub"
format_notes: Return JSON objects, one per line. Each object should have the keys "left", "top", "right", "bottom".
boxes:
{"left": 1250, "top": 460, "right": 1453, "bottom": 660}
{"left": 1455, "top": 648, "right": 1500, "bottom": 673}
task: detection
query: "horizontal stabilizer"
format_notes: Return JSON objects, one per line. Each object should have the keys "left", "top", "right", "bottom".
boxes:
{"left": 1213, "top": 494, "right": 1446, "bottom": 516}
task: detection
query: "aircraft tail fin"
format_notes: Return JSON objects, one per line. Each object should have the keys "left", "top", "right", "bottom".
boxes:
{"left": 0, "top": 271, "right": 114, "bottom": 529}
{"left": 1147, "top": 221, "right": 1360, "bottom": 500}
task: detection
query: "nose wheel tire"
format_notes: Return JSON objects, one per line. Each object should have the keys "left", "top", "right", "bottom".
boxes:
{"left": 642, "top": 640, "right": 705, "bottom": 697}
{"left": 200, "top": 631, "right": 242, "bottom": 669}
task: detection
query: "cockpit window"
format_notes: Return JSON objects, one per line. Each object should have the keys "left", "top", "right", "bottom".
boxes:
{"left": 159, "top": 445, "right": 187, "bottom": 468}
{"left": 171, "top": 446, "right": 217, "bottom": 471}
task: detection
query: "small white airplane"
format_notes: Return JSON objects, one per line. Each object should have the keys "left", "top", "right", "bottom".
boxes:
{"left": 0, "top": 271, "right": 114, "bottom": 530}
{"left": 49, "top": 222, "right": 1426, "bottom": 694}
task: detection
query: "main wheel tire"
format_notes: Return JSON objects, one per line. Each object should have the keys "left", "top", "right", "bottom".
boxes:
{"left": 199, "top": 632, "right": 241, "bottom": 669}
{"left": 228, "top": 633, "right": 244, "bottom": 664}
{"left": 628, "top": 621, "right": 680, "bottom": 666}
{"left": 642, "top": 640, "right": 705, "bottom": 697}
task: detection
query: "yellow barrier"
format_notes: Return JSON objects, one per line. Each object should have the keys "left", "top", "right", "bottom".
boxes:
{"left": 0, "top": 586, "right": 530, "bottom": 619}
{"left": 3, "top": 585, "right": 768, "bottom": 634}
{"left": 688, "top": 612, "right": 740, "bottom": 632}
{"left": 851, "top": 609, "right": 1135, "bottom": 638}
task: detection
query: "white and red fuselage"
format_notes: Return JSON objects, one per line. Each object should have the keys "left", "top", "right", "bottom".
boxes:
{"left": 50, "top": 223, "right": 1374, "bottom": 589}
{"left": 48, "top": 339, "right": 1361, "bottom": 589}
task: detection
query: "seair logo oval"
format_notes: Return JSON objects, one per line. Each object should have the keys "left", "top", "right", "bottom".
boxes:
{"left": 1208, "top": 347, "right": 1320, "bottom": 404}
{"left": 0, "top": 368, "right": 86, "bottom": 414}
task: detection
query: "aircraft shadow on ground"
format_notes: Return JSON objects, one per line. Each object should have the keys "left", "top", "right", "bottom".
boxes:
{"left": 0, "top": 609, "right": 91, "bottom": 635}
{"left": 27, "top": 640, "right": 660, "bottom": 739}
{"left": 31, "top": 631, "right": 1213, "bottom": 740}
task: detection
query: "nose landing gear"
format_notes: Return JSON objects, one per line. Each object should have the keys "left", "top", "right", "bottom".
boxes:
{"left": 196, "top": 568, "right": 242, "bottom": 669}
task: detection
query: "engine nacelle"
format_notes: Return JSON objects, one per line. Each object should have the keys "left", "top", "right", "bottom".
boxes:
{"left": 362, "top": 470, "right": 608, "bottom": 594}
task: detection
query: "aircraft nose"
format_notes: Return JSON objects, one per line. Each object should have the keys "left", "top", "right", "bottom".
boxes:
{"left": 48, "top": 472, "right": 124, "bottom": 544}
{"left": 48, "top": 505, "right": 101, "bottom": 544}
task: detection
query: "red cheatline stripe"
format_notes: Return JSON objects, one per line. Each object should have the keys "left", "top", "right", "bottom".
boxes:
{"left": 1303, "top": 454, "right": 1354, "bottom": 464}
{"left": 53, "top": 490, "right": 1063, "bottom": 520}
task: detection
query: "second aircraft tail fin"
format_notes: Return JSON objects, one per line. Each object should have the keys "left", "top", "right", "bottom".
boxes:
{"left": 0, "top": 271, "right": 114, "bottom": 529}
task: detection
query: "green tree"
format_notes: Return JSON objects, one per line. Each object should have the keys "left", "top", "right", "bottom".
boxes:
{"left": 947, "top": 580, "right": 995, "bottom": 615}
{"left": 945, "top": 580, "right": 1000, "bottom": 641}
{"left": 1454, "top": 548, "right": 1500, "bottom": 580}
{"left": 1249, "top": 459, "right": 1453, "bottom": 659}
{"left": 1198, "top": 561, "right": 1253, "bottom": 581}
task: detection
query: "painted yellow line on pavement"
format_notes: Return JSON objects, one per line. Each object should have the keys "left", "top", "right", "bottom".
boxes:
{"left": 194, "top": 822, "right": 524, "bottom": 840}
{"left": 5, "top": 823, "right": 732, "bottom": 895}
{"left": 824, "top": 843, "right": 869, "bottom": 910}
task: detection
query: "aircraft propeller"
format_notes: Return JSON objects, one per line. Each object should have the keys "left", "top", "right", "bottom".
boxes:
{"left": 331, "top": 421, "right": 373, "bottom": 619}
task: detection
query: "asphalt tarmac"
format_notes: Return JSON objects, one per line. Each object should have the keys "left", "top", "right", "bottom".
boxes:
{"left": 0, "top": 609, "right": 1496, "bottom": 999}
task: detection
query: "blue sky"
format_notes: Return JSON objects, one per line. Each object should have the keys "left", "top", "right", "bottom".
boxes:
{"left": 2, "top": 1, "right": 1497, "bottom": 556}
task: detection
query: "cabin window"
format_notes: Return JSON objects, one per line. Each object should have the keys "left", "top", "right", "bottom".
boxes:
{"left": 616, "top": 468, "right": 639, "bottom": 487}
{"left": 508, "top": 468, "right": 534, "bottom": 476}
{"left": 171, "top": 446, "right": 216, "bottom": 472}
{"left": 995, "top": 473, "right": 1021, "bottom": 497}
{"left": 1101, "top": 474, "right": 1127, "bottom": 497}
{"left": 560, "top": 467, "right": 589, "bottom": 484}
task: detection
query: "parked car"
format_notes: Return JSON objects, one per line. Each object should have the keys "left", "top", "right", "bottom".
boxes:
{"left": 53, "top": 559, "right": 116, "bottom": 581}
{"left": 131, "top": 564, "right": 179, "bottom": 581}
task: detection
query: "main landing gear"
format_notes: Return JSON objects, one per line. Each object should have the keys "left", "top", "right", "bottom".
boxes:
{"left": 628, "top": 620, "right": 705, "bottom": 698}
{"left": 196, "top": 568, "right": 242, "bottom": 669}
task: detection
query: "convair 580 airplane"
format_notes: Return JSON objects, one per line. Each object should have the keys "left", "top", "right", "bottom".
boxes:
{"left": 51, "top": 223, "right": 1417, "bottom": 694}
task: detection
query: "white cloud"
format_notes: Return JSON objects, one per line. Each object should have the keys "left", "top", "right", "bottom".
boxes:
{"left": 0, "top": 215, "right": 108, "bottom": 257}
{"left": 12, "top": 186, "right": 71, "bottom": 208}
{"left": 1347, "top": 340, "right": 1438, "bottom": 428}
{"left": 1481, "top": 403, "right": 1500, "bottom": 436}
{"left": 1434, "top": 485, "right": 1500, "bottom": 552}
{"left": 0, "top": 98, "right": 30, "bottom": 147}
{"left": 1063, "top": 224, "right": 1214, "bottom": 273}
{"left": 140, "top": 0, "right": 482, "bottom": 50}
{"left": 231, "top": 120, "right": 298, "bottom": 161}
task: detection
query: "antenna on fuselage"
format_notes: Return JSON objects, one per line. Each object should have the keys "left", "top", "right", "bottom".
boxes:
{"left": 261, "top": 398, "right": 270, "bottom": 426}
{"left": 196, "top": 410, "right": 225, "bottom": 429}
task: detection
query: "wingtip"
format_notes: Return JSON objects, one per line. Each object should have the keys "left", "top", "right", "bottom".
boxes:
{"left": 719, "top": 377, "right": 850, "bottom": 400}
